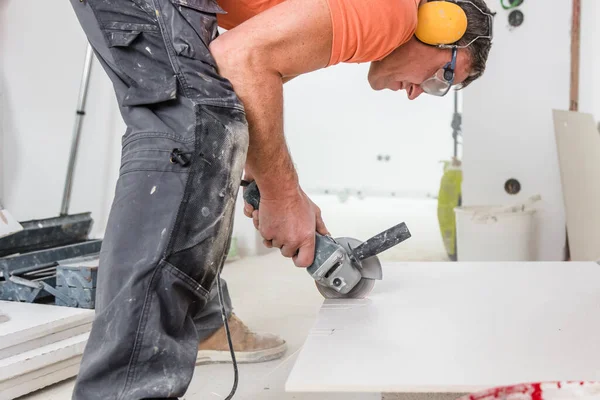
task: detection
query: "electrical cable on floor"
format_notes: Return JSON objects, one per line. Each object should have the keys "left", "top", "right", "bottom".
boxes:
{"left": 216, "top": 271, "right": 238, "bottom": 399}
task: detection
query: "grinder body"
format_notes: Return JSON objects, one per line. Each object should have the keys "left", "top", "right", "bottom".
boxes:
{"left": 306, "top": 234, "right": 363, "bottom": 295}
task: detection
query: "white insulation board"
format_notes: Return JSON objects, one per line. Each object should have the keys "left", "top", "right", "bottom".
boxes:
{"left": 0, "top": 357, "right": 81, "bottom": 400}
{"left": 0, "top": 332, "right": 88, "bottom": 381}
{"left": 0, "top": 301, "right": 93, "bottom": 359}
{"left": 286, "top": 262, "right": 600, "bottom": 394}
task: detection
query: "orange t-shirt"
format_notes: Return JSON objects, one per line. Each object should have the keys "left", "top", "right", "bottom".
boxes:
{"left": 216, "top": 0, "right": 420, "bottom": 66}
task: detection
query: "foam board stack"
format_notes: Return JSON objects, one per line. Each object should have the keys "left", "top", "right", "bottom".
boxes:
{"left": 0, "top": 301, "right": 93, "bottom": 399}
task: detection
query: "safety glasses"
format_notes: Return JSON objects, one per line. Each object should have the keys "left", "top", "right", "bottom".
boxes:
{"left": 421, "top": 47, "right": 457, "bottom": 97}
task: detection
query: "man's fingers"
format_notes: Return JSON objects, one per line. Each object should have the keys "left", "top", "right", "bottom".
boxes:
{"left": 293, "top": 238, "right": 315, "bottom": 268}
{"left": 241, "top": 175, "right": 255, "bottom": 218}
{"left": 262, "top": 238, "right": 294, "bottom": 254}
{"left": 244, "top": 203, "right": 254, "bottom": 218}
{"left": 252, "top": 210, "right": 259, "bottom": 230}
{"left": 315, "top": 215, "right": 330, "bottom": 236}
{"left": 243, "top": 172, "right": 255, "bottom": 183}
{"left": 280, "top": 243, "right": 298, "bottom": 258}
{"left": 268, "top": 237, "right": 294, "bottom": 257}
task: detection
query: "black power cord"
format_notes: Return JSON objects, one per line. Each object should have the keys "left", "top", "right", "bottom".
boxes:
{"left": 216, "top": 271, "right": 239, "bottom": 399}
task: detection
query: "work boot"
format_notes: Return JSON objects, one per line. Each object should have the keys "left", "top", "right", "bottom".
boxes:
{"left": 196, "top": 314, "right": 287, "bottom": 364}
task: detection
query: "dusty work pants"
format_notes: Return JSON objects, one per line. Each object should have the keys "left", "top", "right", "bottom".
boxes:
{"left": 68, "top": 0, "right": 249, "bottom": 398}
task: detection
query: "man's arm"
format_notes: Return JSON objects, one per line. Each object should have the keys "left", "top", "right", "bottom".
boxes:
{"left": 209, "top": 0, "right": 332, "bottom": 267}
{"left": 210, "top": 0, "right": 331, "bottom": 193}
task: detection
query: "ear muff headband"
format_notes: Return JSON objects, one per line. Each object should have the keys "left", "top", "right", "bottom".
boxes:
{"left": 415, "top": 1, "right": 468, "bottom": 46}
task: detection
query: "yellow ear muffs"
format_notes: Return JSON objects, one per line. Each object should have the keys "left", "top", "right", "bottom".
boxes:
{"left": 415, "top": 1, "right": 468, "bottom": 46}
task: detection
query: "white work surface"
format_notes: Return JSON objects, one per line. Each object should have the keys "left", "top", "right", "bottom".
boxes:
{"left": 286, "top": 262, "right": 600, "bottom": 394}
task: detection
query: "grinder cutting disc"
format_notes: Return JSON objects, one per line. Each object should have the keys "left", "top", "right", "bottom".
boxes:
{"left": 315, "top": 237, "right": 382, "bottom": 299}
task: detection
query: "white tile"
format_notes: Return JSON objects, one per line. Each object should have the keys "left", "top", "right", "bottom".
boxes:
{"left": 0, "top": 333, "right": 88, "bottom": 381}
{"left": 1, "top": 322, "right": 92, "bottom": 361}
{"left": 1, "top": 358, "right": 81, "bottom": 400}
{"left": 0, "top": 301, "right": 93, "bottom": 359}
{"left": 287, "top": 262, "right": 600, "bottom": 393}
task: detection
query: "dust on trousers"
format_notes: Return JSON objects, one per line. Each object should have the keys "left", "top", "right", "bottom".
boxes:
{"left": 68, "top": 0, "right": 249, "bottom": 399}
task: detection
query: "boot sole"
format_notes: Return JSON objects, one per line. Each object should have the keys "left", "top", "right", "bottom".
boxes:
{"left": 196, "top": 342, "right": 288, "bottom": 365}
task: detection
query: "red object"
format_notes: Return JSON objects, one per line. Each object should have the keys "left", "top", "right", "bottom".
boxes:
{"left": 458, "top": 382, "right": 600, "bottom": 400}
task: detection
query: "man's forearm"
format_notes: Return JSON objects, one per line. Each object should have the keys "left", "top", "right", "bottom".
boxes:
{"left": 210, "top": 43, "right": 299, "bottom": 199}
{"left": 236, "top": 71, "right": 299, "bottom": 199}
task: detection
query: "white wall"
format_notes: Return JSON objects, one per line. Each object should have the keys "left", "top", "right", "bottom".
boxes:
{"left": 461, "top": 0, "right": 573, "bottom": 261}
{"left": 283, "top": 64, "right": 456, "bottom": 198}
{"left": 460, "top": 0, "right": 600, "bottom": 261}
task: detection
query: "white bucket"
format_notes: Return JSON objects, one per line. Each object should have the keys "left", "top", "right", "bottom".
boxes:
{"left": 454, "top": 204, "right": 536, "bottom": 261}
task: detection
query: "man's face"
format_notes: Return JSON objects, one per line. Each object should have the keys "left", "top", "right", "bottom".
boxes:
{"left": 368, "top": 37, "right": 472, "bottom": 100}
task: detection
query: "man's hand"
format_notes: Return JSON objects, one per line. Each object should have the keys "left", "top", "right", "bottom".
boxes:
{"left": 243, "top": 182, "right": 329, "bottom": 267}
{"left": 258, "top": 188, "right": 322, "bottom": 267}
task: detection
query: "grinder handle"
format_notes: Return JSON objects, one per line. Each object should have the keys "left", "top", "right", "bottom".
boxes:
{"left": 243, "top": 180, "right": 262, "bottom": 210}
{"left": 352, "top": 222, "right": 411, "bottom": 261}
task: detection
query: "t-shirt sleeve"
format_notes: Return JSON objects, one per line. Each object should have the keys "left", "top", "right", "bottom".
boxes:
{"left": 216, "top": 0, "right": 286, "bottom": 30}
{"left": 325, "top": 0, "right": 420, "bottom": 66}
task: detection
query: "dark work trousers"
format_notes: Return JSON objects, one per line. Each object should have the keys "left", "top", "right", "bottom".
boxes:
{"left": 68, "top": 0, "right": 249, "bottom": 398}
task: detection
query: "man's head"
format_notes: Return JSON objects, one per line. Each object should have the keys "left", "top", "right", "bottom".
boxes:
{"left": 368, "top": 0, "right": 493, "bottom": 100}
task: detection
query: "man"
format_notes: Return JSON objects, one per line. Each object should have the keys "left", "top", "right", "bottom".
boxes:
{"left": 68, "top": 0, "right": 493, "bottom": 398}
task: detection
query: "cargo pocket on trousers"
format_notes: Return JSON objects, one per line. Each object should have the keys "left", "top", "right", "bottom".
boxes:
{"left": 119, "top": 134, "right": 195, "bottom": 176}
{"left": 169, "top": 0, "right": 225, "bottom": 63}
{"left": 104, "top": 23, "right": 178, "bottom": 106}
{"left": 155, "top": 260, "right": 209, "bottom": 321}
{"left": 125, "top": 259, "right": 208, "bottom": 390}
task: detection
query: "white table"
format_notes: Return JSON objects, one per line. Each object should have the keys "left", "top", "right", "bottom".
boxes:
{"left": 286, "top": 262, "right": 600, "bottom": 398}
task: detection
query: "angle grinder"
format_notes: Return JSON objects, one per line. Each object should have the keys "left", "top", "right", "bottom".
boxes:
{"left": 242, "top": 181, "right": 412, "bottom": 299}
